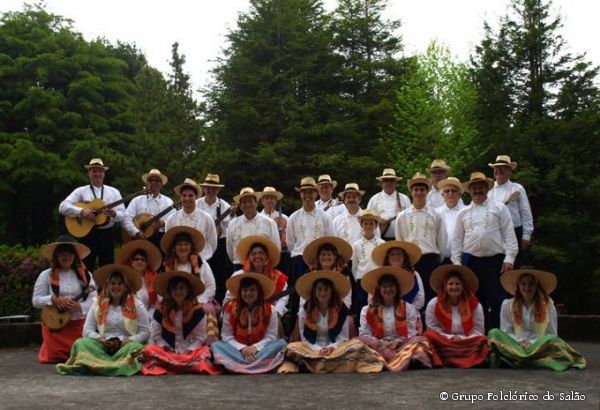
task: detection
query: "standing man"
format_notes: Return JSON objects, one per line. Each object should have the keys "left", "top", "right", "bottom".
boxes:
{"left": 452, "top": 172, "right": 518, "bottom": 330}
{"left": 367, "top": 168, "right": 411, "bottom": 241}
{"left": 315, "top": 174, "right": 344, "bottom": 220}
{"left": 487, "top": 155, "right": 533, "bottom": 268}
{"left": 260, "top": 186, "right": 290, "bottom": 274}
{"left": 333, "top": 183, "right": 365, "bottom": 247}
{"left": 59, "top": 158, "right": 125, "bottom": 270}
{"left": 427, "top": 159, "right": 463, "bottom": 208}
{"left": 435, "top": 177, "right": 465, "bottom": 265}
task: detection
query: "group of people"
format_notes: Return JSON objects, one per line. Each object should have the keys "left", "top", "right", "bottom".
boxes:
{"left": 30, "top": 156, "right": 586, "bottom": 375}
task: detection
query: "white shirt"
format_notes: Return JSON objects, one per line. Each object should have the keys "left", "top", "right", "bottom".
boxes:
{"left": 333, "top": 208, "right": 363, "bottom": 246}
{"left": 316, "top": 198, "right": 345, "bottom": 220}
{"left": 351, "top": 236, "right": 385, "bottom": 281}
{"left": 59, "top": 184, "right": 125, "bottom": 228}
{"left": 367, "top": 191, "right": 411, "bottom": 238}
{"left": 136, "top": 278, "right": 156, "bottom": 322}
{"left": 197, "top": 197, "right": 232, "bottom": 239}
{"left": 83, "top": 297, "right": 150, "bottom": 343}
{"left": 286, "top": 207, "right": 335, "bottom": 257}
{"left": 226, "top": 213, "right": 281, "bottom": 264}
{"left": 298, "top": 306, "right": 349, "bottom": 352}
{"left": 32, "top": 268, "right": 97, "bottom": 321}
{"left": 151, "top": 310, "right": 207, "bottom": 353}
{"left": 123, "top": 193, "right": 174, "bottom": 237}
{"left": 500, "top": 298, "right": 557, "bottom": 344}
{"left": 489, "top": 180, "right": 534, "bottom": 240}
{"left": 425, "top": 297, "right": 485, "bottom": 338}
{"left": 395, "top": 205, "right": 446, "bottom": 258}
{"left": 223, "top": 269, "right": 288, "bottom": 316}
{"left": 436, "top": 203, "right": 466, "bottom": 259}
{"left": 427, "top": 187, "right": 465, "bottom": 209}
{"left": 364, "top": 271, "right": 424, "bottom": 311}
{"left": 221, "top": 307, "right": 279, "bottom": 351}
{"left": 358, "top": 303, "right": 419, "bottom": 339}
{"left": 165, "top": 207, "right": 218, "bottom": 261}
{"left": 176, "top": 262, "right": 216, "bottom": 304}
{"left": 451, "top": 199, "right": 519, "bottom": 265}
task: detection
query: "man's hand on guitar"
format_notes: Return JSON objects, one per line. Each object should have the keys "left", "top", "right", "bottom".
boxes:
{"left": 135, "top": 232, "right": 146, "bottom": 240}
{"left": 103, "top": 208, "right": 117, "bottom": 218}
{"left": 81, "top": 208, "right": 97, "bottom": 221}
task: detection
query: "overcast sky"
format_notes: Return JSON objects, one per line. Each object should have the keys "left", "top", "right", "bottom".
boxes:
{"left": 2, "top": 0, "right": 598, "bottom": 98}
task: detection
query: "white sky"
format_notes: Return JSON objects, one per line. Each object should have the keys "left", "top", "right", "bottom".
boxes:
{"left": 1, "top": 0, "right": 598, "bottom": 99}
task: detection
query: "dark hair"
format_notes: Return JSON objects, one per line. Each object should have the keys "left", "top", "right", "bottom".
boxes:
{"left": 237, "top": 277, "right": 264, "bottom": 309}
{"left": 169, "top": 233, "right": 199, "bottom": 256}
{"left": 132, "top": 249, "right": 148, "bottom": 259}
{"left": 107, "top": 271, "right": 130, "bottom": 305}
{"left": 384, "top": 247, "right": 413, "bottom": 272}
{"left": 411, "top": 183, "right": 429, "bottom": 190}
{"left": 51, "top": 244, "right": 84, "bottom": 271}
{"left": 180, "top": 186, "right": 199, "bottom": 196}
{"left": 305, "top": 278, "right": 340, "bottom": 311}
{"left": 315, "top": 244, "right": 344, "bottom": 271}
{"left": 249, "top": 243, "right": 268, "bottom": 255}
{"left": 167, "top": 276, "right": 194, "bottom": 301}
{"left": 372, "top": 274, "right": 401, "bottom": 307}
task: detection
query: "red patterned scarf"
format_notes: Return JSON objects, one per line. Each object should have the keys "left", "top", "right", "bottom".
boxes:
{"left": 435, "top": 291, "right": 480, "bottom": 336}
{"left": 366, "top": 302, "right": 408, "bottom": 338}
{"left": 164, "top": 254, "right": 202, "bottom": 275}
{"left": 243, "top": 257, "right": 288, "bottom": 297}
{"left": 143, "top": 269, "right": 158, "bottom": 307}
{"left": 226, "top": 301, "right": 272, "bottom": 345}
{"left": 94, "top": 288, "right": 138, "bottom": 336}
{"left": 50, "top": 263, "right": 89, "bottom": 296}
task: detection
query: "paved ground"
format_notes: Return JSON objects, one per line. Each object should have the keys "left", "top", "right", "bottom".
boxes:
{"left": 0, "top": 342, "right": 598, "bottom": 410}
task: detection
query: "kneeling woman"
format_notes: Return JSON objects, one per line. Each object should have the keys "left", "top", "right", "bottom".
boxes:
{"left": 279, "top": 270, "right": 383, "bottom": 373}
{"left": 56, "top": 264, "right": 150, "bottom": 376}
{"left": 211, "top": 273, "right": 287, "bottom": 374}
{"left": 424, "top": 265, "right": 488, "bottom": 368}
{"left": 142, "top": 271, "right": 221, "bottom": 375}
{"left": 488, "top": 268, "right": 586, "bottom": 371}
{"left": 358, "top": 267, "right": 432, "bottom": 371}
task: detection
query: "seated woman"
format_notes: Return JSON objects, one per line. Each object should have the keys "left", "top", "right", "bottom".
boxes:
{"left": 278, "top": 270, "right": 383, "bottom": 374}
{"left": 211, "top": 273, "right": 287, "bottom": 374}
{"left": 56, "top": 264, "right": 150, "bottom": 376}
{"left": 142, "top": 270, "right": 222, "bottom": 375}
{"left": 488, "top": 267, "right": 586, "bottom": 370}
{"left": 32, "top": 235, "right": 96, "bottom": 364}
{"left": 424, "top": 265, "right": 488, "bottom": 368}
{"left": 372, "top": 241, "right": 425, "bottom": 310}
{"left": 116, "top": 239, "right": 162, "bottom": 318}
{"left": 358, "top": 267, "right": 432, "bottom": 371}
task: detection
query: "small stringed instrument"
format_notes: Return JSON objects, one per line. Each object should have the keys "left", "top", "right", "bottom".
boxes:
{"left": 265, "top": 287, "right": 295, "bottom": 304}
{"left": 132, "top": 201, "right": 182, "bottom": 238}
{"left": 65, "top": 188, "right": 148, "bottom": 238}
{"left": 215, "top": 206, "right": 235, "bottom": 237}
{"left": 41, "top": 285, "right": 96, "bottom": 330}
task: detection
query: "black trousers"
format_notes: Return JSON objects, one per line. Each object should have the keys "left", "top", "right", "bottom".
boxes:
{"left": 282, "top": 255, "right": 308, "bottom": 338}
{"left": 209, "top": 237, "right": 233, "bottom": 305}
{"left": 513, "top": 226, "right": 527, "bottom": 269}
{"left": 81, "top": 227, "right": 115, "bottom": 271}
{"left": 414, "top": 253, "right": 440, "bottom": 306}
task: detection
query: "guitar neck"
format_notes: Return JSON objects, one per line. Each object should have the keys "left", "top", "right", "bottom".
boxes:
{"left": 153, "top": 202, "right": 182, "bottom": 221}
{"left": 265, "top": 288, "right": 294, "bottom": 303}
{"left": 99, "top": 189, "right": 147, "bottom": 211}
{"left": 215, "top": 207, "right": 233, "bottom": 224}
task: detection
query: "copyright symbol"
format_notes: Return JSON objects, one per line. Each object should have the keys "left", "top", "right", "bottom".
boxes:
{"left": 440, "top": 392, "right": 449, "bottom": 401}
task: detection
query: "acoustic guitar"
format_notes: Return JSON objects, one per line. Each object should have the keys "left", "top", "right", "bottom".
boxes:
{"left": 215, "top": 206, "right": 235, "bottom": 237}
{"left": 41, "top": 285, "right": 96, "bottom": 330}
{"left": 65, "top": 188, "right": 148, "bottom": 238}
{"left": 131, "top": 201, "right": 182, "bottom": 239}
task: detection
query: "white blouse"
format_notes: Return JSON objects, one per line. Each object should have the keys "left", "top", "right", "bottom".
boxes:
{"left": 226, "top": 213, "right": 281, "bottom": 264}
{"left": 83, "top": 297, "right": 150, "bottom": 343}
{"left": 286, "top": 207, "right": 335, "bottom": 257}
{"left": 221, "top": 308, "right": 279, "bottom": 351}
{"left": 151, "top": 310, "right": 207, "bottom": 353}
{"left": 358, "top": 303, "right": 419, "bottom": 340}
{"left": 223, "top": 269, "right": 288, "bottom": 316}
{"left": 298, "top": 306, "right": 349, "bottom": 352}
{"left": 176, "top": 262, "right": 216, "bottom": 304}
{"left": 136, "top": 278, "right": 155, "bottom": 322}
{"left": 364, "top": 271, "right": 424, "bottom": 311}
{"left": 500, "top": 298, "right": 557, "bottom": 344}
{"left": 425, "top": 297, "right": 485, "bottom": 338}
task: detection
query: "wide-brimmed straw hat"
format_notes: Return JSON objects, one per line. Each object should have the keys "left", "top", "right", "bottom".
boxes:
{"left": 295, "top": 270, "right": 351, "bottom": 300}
{"left": 376, "top": 168, "right": 402, "bottom": 182}
{"left": 317, "top": 174, "right": 337, "bottom": 189}
{"left": 407, "top": 172, "right": 431, "bottom": 191}
{"left": 358, "top": 208, "right": 385, "bottom": 224}
{"left": 42, "top": 235, "right": 90, "bottom": 261}
{"left": 303, "top": 236, "right": 352, "bottom": 267}
{"left": 93, "top": 264, "right": 142, "bottom": 293}
{"left": 236, "top": 235, "right": 281, "bottom": 267}
{"left": 84, "top": 158, "right": 109, "bottom": 170}
{"left": 116, "top": 240, "right": 163, "bottom": 272}
{"left": 295, "top": 177, "right": 318, "bottom": 192}
{"left": 361, "top": 267, "right": 415, "bottom": 296}
{"left": 154, "top": 270, "right": 205, "bottom": 297}
{"left": 233, "top": 187, "right": 261, "bottom": 204}
{"left": 226, "top": 272, "right": 275, "bottom": 299}
{"left": 173, "top": 178, "right": 203, "bottom": 197}
{"left": 463, "top": 172, "right": 494, "bottom": 191}
{"left": 199, "top": 173, "right": 225, "bottom": 188}
{"left": 160, "top": 226, "right": 206, "bottom": 253}
{"left": 142, "top": 169, "right": 168, "bottom": 185}
{"left": 430, "top": 264, "right": 479, "bottom": 294}
{"left": 261, "top": 186, "right": 283, "bottom": 201}
{"left": 337, "top": 182, "right": 365, "bottom": 199}
{"left": 428, "top": 159, "right": 451, "bottom": 172}
{"left": 371, "top": 240, "right": 422, "bottom": 267}
{"left": 488, "top": 155, "right": 518, "bottom": 170}
{"left": 500, "top": 267, "right": 557, "bottom": 295}
{"left": 437, "top": 177, "right": 464, "bottom": 193}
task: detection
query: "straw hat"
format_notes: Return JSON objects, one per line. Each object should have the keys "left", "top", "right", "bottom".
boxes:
{"left": 160, "top": 226, "right": 206, "bottom": 253}
{"left": 84, "top": 158, "right": 109, "bottom": 170}
{"left": 371, "top": 240, "right": 422, "bottom": 267}
{"left": 317, "top": 174, "right": 337, "bottom": 189}
{"left": 226, "top": 272, "right": 275, "bottom": 299}
{"left": 154, "top": 271, "right": 205, "bottom": 297}
{"left": 295, "top": 270, "right": 351, "bottom": 300}
{"left": 376, "top": 168, "right": 402, "bottom": 182}
{"left": 428, "top": 159, "right": 451, "bottom": 172}
{"left": 261, "top": 186, "right": 283, "bottom": 201}
{"left": 93, "top": 264, "right": 142, "bottom": 293}
{"left": 500, "top": 268, "right": 557, "bottom": 296}
{"left": 295, "top": 177, "right": 318, "bottom": 192}
{"left": 361, "top": 267, "right": 415, "bottom": 296}
{"left": 235, "top": 235, "right": 281, "bottom": 267}
{"left": 337, "top": 182, "right": 365, "bottom": 199}
{"left": 173, "top": 178, "right": 203, "bottom": 197}
{"left": 233, "top": 187, "right": 261, "bottom": 204}
{"left": 200, "top": 173, "right": 225, "bottom": 188}
{"left": 430, "top": 264, "right": 479, "bottom": 294}
{"left": 488, "top": 155, "right": 518, "bottom": 170}
{"left": 437, "top": 177, "right": 464, "bottom": 193}
{"left": 116, "top": 240, "right": 163, "bottom": 272}
{"left": 142, "top": 169, "right": 168, "bottom": 185}
{"left": 358, "top": 208, "right": 385, "bottom": 225}
{"left": 303, "top": 236, "right": 352, "bottom": 267}
{"left": 42, "top": 235, "right": 90, "bottom": 261}
{"left": 463, "top": 172, "right": 494, "bottom": 191}
{"left": 407, "top": 172, "right": 432, "bottom": 191}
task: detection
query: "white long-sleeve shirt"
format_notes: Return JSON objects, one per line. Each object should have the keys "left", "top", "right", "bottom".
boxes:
{"left": 316, "top": 198, "right": 345, "bottom": 220}
{"left": 351, "top": 236, "right": 385, "bottom": 281}
{"left": 489, "top": 180, "right": 534, "bottom": 240}
{"left": 298, "top": 306, "right": 349, "bottom": 352}
{"left": 176, "top": 262, "right": 216, "bottom": 304}
{"left": 500, "top": 298, "right": 557, "bottom": 344}
{"left": 83, "top": 297, "right": 150, "bottom": 343}
{"left": 425, "top": 297, "right": 485, "bottom": 338}
{"left": 333, "top": 208, "right": 363, "bottom": 246}
{"left": 366, "top": 191, "right": 411, "bottom": 238}
{"left": 151, "top": 310, "right": 207, "bottom": 353}
{"left": 226, "top": 213, "right": 281, "bottom": 264}
{"left": 59, "top": 184, "right": 125, "bottom": 228}
{"left": 221, "top": 307, "right": 278, "bottom": 351}
{"left": 286, "top": 207, "right": 335, "bottom": 257}
{"left": 223, "top": 269, "right": 288, "bottom": 316}
{"left": 395, "top": 205, "right": 446, "bottom": 259}
{"left": 197, "top": 197, "right": 232, "bottom": 239}
{"left": 358, "top": 303, "right": 419, "bottom": 339}
{"left": 123, "top": 193, "right": 174, "bottom": 237}
{"left": 136, "top": 278, "right": 156, "bottom": 322}
{"left": 436, "top": 203, "right": 465, "bottom": 259}
{"left": 165, "top": 208, "right": 218, "bottom": 261}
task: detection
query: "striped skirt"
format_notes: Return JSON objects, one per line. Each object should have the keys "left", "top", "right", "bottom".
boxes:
{"left": 141, "top": 344, "right": 222, "bottom": 375}
{"left": 211, "top": 339, "right": 286, "bottom": 374}
{"left": 358, "top": 335, "right": 433, "bottom": 371}
{"left": 39, "top": 319, "right": 84, "bottom": 364}
{"left": 424, "top": 329, "right": 489, "bottom": 368}
{"left": 488, "top": 329, "right": 586, "bottom": 371}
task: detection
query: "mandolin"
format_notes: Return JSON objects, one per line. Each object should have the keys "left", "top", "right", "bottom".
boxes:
{"left": 215, "top": 206, "right": 236, "bottom": 237}
{"left": 41, "top": 285, "right": 96, "bottom": 330}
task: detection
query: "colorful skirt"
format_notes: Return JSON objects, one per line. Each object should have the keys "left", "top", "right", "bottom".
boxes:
{"left": 488, "top": 329, "right": 587, "bottom": 371}
{"left": 278, "top": 339, "right": 384, "bottom": 374}
{"left": 39, "top": 319, "right": 84, "bottom": 364}
{"left": 141, "top": 344, "right": 222, "bottom": 375}
{"left": 211, "top": 339, "right": 286, "bottom": 374}
{"left": 358, "top": 335, "right": 433, "bottom": 371}
{"left": 424, "top": 329, "right": 489, "bottom": 368}
{"left": 56, "top": 337, "right": 144, "bottom": 376}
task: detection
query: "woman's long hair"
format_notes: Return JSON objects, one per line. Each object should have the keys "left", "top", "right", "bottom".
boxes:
{"left": 304, "top": 278, "right": 340, "bottom": 312}
{"left": 384, "top": 247, "right": 414, "bottom": 273}
{"left": 162, "top": 276, "right": 196, "bottom": 317}
{"left": 371, "top": 274, "right": 402, "bottom": 307}
{"left": 438, "top": 271, "right": 472, "bottom": 310}
{"left": 51, "top": 244, "right": 85, "bottom": 271}
{"left": 164, "top": 234, "right": 200, "bottom": 270}
{"left": 313, "top": 244, "right": 346, "bottom": 272}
